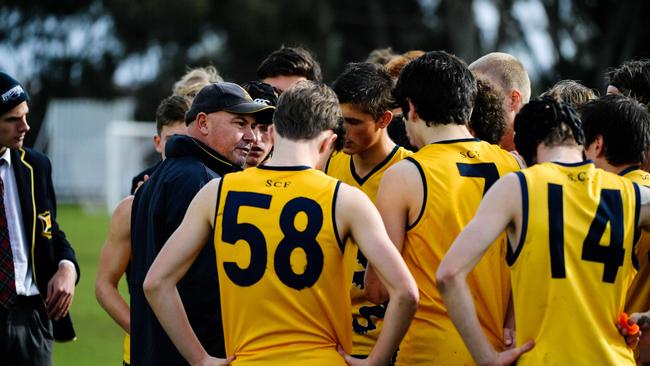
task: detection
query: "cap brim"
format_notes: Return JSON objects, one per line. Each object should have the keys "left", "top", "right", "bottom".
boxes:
{"left": 225, "top": 102, "right": 276, "bottom": 124}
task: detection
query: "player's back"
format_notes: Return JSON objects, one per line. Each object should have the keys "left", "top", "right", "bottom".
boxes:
{"left": 398, "top": 138, "right": 519, "bottom": 365}
{"left": 511, "top": 161, "right": 638, "bottom": 365}
{"left": 214, "top": 165, "right": 352, "bottom": 365}
{"left": 326, "top": 146, "right": 412, "bottom": 356}
{"left": 620, "top": 166, "right": 650, "bottom": 313}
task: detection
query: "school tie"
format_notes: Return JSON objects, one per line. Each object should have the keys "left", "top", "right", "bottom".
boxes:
{"left": 0, "top": 160, "right": 16, "bottom": 308}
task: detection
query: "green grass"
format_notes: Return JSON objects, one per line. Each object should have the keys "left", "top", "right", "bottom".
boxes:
{"left": 52, "top": 205, "right": 128, "bottom": 366}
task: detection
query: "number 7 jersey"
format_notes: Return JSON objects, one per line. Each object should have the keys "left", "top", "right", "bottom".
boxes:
{"left": 511, "top": 161, "right": 638, "bottom": 365}
{"left": 214, "top": 165, "right": 352, "bottom": 365}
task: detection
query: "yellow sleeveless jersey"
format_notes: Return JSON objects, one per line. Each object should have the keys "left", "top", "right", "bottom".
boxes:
{"left": 511, "top": 161, "right": 638, "bottom": 365}
{"left": 621, "top": 166, "right": 650, "bottom": 313}
{"left": 214, "top": 166, "right": 353, "bottom": 365}
{"left": 325, "top": 146, "right": 412, "bottom": 356}
{"left": 398, "top": 138, "right": 519, "bottom": 366}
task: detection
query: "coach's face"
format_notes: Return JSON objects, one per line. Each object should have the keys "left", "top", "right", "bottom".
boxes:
{"left": 201, "top": 110, "right": 257, "bottom": 167}
{"left": 0, "top": 101, "right": 30, "bottom": 153}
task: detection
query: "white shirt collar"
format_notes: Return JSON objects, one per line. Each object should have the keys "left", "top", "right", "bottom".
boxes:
{"left": 0, "top": 148, "right": 12, "bottom": 167}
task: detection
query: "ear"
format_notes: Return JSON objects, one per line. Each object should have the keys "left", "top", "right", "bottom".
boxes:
{"left": 592, "top": 134, "right": 605, "bottom": 157}
{"left": 318, "top": 130, "right": 337, "bottom": 155}
{"left": 407, "top": 99, "right": 419, "bottom": 122}
{"left": 153, "top": 135, "right": 162, "bottom": 154}
{"left": 196, "top": 113, "right": 210, "bottom": 136}
{"left": 509, "top": 89, "right": 523, "bottom": 112}
{"left": 377, "top": 110, "right": 394, "bottom": 129}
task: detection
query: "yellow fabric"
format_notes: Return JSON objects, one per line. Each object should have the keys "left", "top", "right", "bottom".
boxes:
{"left": 512, "top": 162, "right": 637, "bottom": 365}
{"left": 397, "top": 139, "right": 519, "bottom": 365}
{"left": 622, "top": 168, "right": 650, "bottom": 313}
{"left": 326, "top": 146, "right": 412, "bottom": 356}
{"left": 123, "top": 333, "right": 130, "bottom": 364}
{"left": 214, "top": 166, "right": 353, "bottom": 365}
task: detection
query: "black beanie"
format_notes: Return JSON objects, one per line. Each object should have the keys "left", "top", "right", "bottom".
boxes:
{"left": 0, "top": 72, "right": 30, "bottom": 116}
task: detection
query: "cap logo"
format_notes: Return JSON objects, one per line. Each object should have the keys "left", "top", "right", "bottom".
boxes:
{"left": 1, "top": 85, "right": 24, "bottom": 102}
{"left": 253, "top": 98, "right": 271, "bottom": 106}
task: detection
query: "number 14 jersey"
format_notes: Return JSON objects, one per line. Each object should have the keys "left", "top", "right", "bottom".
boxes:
{"left": 511, "top": 161, "right": 638, "bottom": 365}
{"left": 214, "top": 165, "right": 352, "bottom": 365}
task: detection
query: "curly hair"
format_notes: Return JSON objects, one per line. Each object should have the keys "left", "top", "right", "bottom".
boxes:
{"left": 469, "top": 78, "right": 507, "bottom": 144}
{"left": 514, "top": 97, "right": 584, "bottom": 166}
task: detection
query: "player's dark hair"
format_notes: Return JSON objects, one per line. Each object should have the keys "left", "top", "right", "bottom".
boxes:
{"left": 579, "top": 94, "right": 650, "bottom": 166}
{"left": 155, "top": 95, "right": 191, "bottom": 135}
{"left": 332, "top": 62, "right": 395, "bottom": 120}
{"left": 514, "top": 97, "right": 585, "bottom": 166}
{"left": 469, "top": 78, "right": 507, "bottom": 144}
{"left": 273, "top": 80, "right": 342, "bottom": 140}
{"left": 606, "top": 59, "right": 650, "bottom": 105}
{"left": 394, "top": 51, "right": 476, "bottom": 126}
{"left": 256, "top": 46, "right": 322, "bottom": 82}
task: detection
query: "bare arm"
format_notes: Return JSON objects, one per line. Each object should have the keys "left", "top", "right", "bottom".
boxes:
{"left": 364, "top": 161, "right": 421, "bottom": 304}
{"left": 143, "top": 179, "right": 233, "bottom": 366}
{"left": 95, "top": 196, "right": 133, "bottom": 333}
{"left": 336, "top": 184, "right": 418, "bottom": 366}
{"left": 436, "top": 174, "right": 533, "bottom": 366}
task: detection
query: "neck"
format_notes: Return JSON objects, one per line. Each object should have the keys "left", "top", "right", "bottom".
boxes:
{"left": 266, "top": 138, "right": 321, "bottom": 168}
{"left": 418, "top": 123, "right": 474, "bottom": 146}
{"left": 536, "top": 144, "right": 584, "bottom": 164}
{"left": 353, "top": 135, "right": 396, "bottom": 175}
{"left": 0, "top": 147, "right": 6, "bottom": 156}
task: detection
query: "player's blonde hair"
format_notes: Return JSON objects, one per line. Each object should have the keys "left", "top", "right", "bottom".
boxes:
{"left": 469, "top": 52, "right": 531, "bottom": 103}
{"left": 172, "top": 66, "right": 224, "bottom": 100}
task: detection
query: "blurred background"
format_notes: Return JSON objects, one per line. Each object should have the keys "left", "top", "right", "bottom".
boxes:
{"left": 1, "top": 0, "right": 648, "bottom": 364}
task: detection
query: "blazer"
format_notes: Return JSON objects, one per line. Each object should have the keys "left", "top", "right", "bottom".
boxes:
{"left": 10, "top": 147, "right": 80, "bottom": 342}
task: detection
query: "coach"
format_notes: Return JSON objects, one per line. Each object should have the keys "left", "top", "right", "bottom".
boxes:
{"left": 0, "top": 72, "right": 80, "bottom": 365}
{"left": 129, "top": 82, "right": 274, "bottom": 366}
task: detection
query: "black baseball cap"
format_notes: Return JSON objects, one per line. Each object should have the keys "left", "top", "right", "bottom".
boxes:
{"left": 185, "top": 82, "right": 275, "bottom": 125}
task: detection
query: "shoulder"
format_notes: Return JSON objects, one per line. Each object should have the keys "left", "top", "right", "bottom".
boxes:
{"left": 14, "top": 147, "right": 51, "bottom": 170}
{"left": 325, "top": 151, "right": 349, "bottom": 175}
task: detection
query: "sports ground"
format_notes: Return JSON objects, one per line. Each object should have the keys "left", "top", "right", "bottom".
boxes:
{"left": 51, "top": 205, "right": 124, "bottom": 366}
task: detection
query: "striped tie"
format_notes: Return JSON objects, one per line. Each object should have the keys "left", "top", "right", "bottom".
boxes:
{"left": 0, "top": 161, "right": 16, "bottom": 308}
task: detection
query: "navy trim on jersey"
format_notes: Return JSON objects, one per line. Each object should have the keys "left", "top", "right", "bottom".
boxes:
{"left": 552, "top": 160, "right": 594, "bottom": 167}
{"left": 332, "top": 180, "right": 345, "bottom": 254}
{"left": 257, "top": 165, "right": 311, "bottom": 171}
{"left": 507, "top": 172, "right": 529, "bottom": 266}
{"left": 350, "top": 145, "right": 400, "bottom": 186}
{"left": 431, "top": 137, "right": 480, "bottom": 144}
{"left": 405, "top": 157, "right": 427, "bottom": 231}
{"left": 632, "top": 182, "right": 641, "bottom": 270}
{"left": 324, "top": 153, "right": 334, "bottom": 174}
{"left": 214, "top": 177, "right": 224, "bottom": 235}
{"left": 619, "top": 165, "right": 641, "bottom": 177}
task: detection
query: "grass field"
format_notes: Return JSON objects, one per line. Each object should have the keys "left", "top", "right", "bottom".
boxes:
{"left": 51, "top": 205, "right": 128, "bottom": 366}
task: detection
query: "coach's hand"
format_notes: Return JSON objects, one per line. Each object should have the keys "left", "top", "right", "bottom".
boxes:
{"left": 46, "top": 262, "right": 77, "bottom": 321}
{"left": 490, "top": 340, "right": 534, "bottom": 366}
{"left": 192, "top": 355, "right": 235, "bottom": 366}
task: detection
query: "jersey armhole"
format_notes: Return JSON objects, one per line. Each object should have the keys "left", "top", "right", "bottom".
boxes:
{"left": 507, "top": 172, "right": 528, "bottom": 266}
{"left": 632, "top": 182, "right": 641, "bottom": 270}
{"left": 405, "top": 157, "right": 427, "bottom": 231}
{"left": 332, "top": 180, "right": 345, "bottom": 254}
{"left": 213, "top": 178, "right": 224, "bottom": 234}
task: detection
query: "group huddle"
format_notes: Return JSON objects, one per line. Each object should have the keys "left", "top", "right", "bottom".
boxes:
{"left": 93, "top": 46, "right": 650, "bottom": 366}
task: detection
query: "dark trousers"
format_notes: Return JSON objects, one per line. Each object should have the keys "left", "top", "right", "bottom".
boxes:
{"left": 0, "top": 295, "right": 53, "bottom": 366}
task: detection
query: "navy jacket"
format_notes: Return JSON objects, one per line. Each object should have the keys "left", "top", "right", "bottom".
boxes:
{"left": 10, "top": 148, "right": 80, "bottom": 341}
{"left": 130, "top": 135, "right": 239, "bottom": 365}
